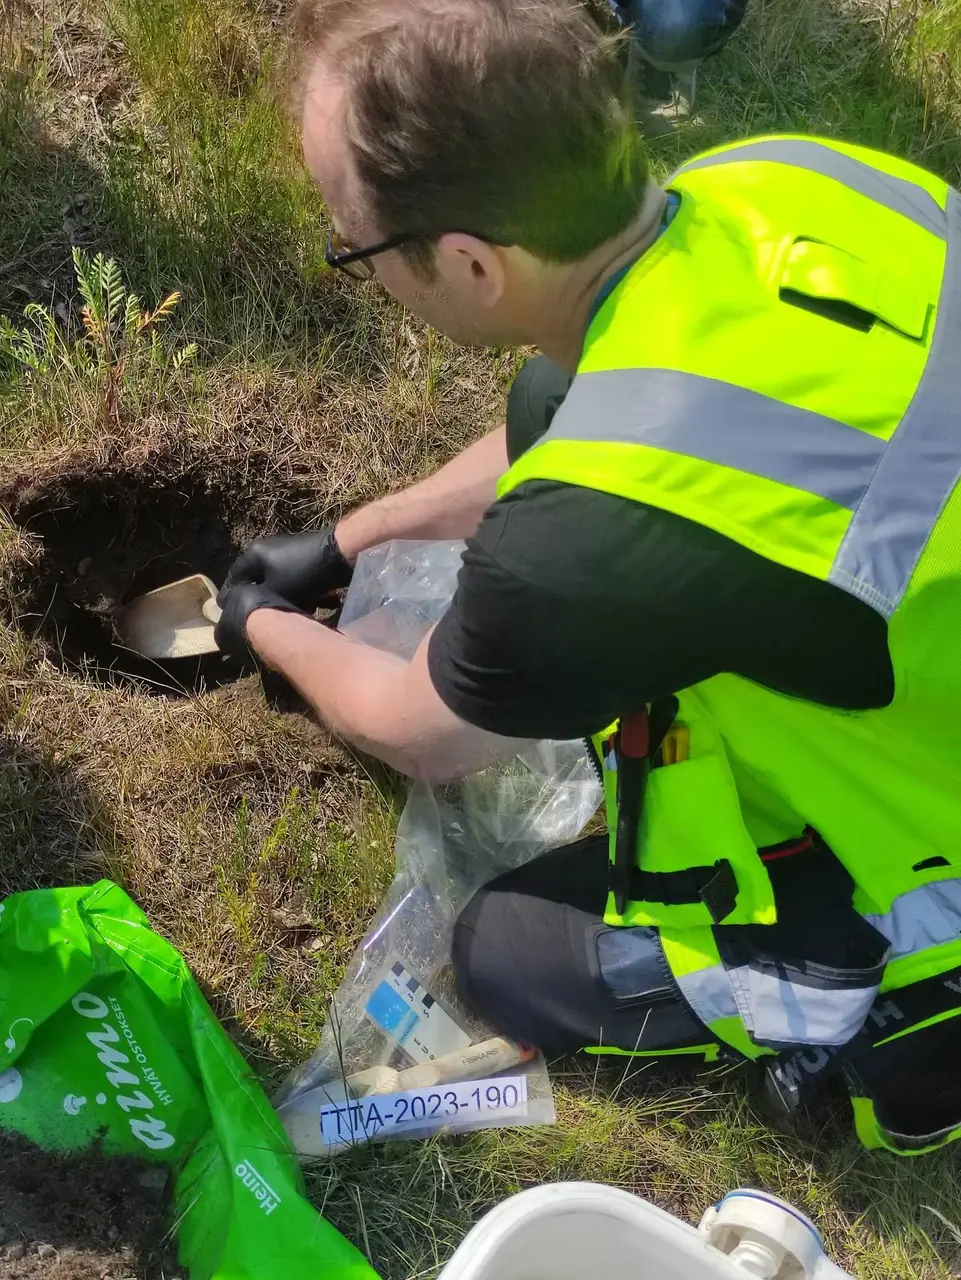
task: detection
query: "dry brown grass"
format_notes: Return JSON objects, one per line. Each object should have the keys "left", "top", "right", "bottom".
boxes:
{"left": 0, "top": 638, "right": 396, "bottom": 1065}
{"left": 1, "top": 0, "right": 961, "bottom": 1276}
{"left": 0, "top": 314, "right": 507, "bottom": 1081}
{"left": 0, "top": 3, "right": 511, "bottom": 1104}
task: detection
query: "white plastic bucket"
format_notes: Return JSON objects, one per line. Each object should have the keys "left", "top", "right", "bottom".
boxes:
{"left": 437, "top": 1183, "right": 854, "bottom": 1280}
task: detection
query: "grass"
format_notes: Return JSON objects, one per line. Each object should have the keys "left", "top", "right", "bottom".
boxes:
{"left": 1, "top": 0, "right": 961, "bottom": 1277}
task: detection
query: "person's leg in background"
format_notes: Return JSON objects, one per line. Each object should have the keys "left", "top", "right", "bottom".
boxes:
{"left": 452, "top": 835, "right": 711, "bottom": 1055}
{"left": 608, "top": 0, "right": 749, "bottom": 130}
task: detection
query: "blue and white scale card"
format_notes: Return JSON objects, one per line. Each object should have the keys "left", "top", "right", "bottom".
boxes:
{"left": 363, "top": 956, "right": 471, "bottom": 1061}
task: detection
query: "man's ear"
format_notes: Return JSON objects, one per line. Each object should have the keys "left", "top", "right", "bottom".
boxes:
{"left": 434, "top": 233, "right": 507, "bottom": 308}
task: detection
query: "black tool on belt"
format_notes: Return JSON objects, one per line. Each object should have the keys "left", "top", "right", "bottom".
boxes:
{"left": 611, "top": 695, "right": 679, "bottom": 914}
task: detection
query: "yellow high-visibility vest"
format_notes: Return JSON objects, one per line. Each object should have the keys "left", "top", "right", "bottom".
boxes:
{"left": 500, "top": 136, "right": 961, "bottom": 1153}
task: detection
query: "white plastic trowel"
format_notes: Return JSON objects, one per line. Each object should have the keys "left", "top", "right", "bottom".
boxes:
{"left": 118, "top": 573, "right": 222, "bottom": 659}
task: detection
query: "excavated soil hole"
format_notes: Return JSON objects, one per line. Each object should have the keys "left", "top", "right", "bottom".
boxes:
{"left": 2, "top": 461, "right": 295, "bottom": 696}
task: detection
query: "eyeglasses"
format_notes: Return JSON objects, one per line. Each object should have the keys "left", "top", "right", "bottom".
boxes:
{"left": 325, "top": 227, "right": 511, "bottom": 281}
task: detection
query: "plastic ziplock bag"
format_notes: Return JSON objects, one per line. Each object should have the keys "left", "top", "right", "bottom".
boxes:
{"left": 0, "top": 880, "right": 378, "bottom": 1280}
{"left": 336, "top": 538, "right": 468, "bottom": 661}
{"left": 277, "top": 541, "right": 602, "bottom": 1157}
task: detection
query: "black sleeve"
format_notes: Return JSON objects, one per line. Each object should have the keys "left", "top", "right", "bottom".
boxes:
{"left": 427, "top": 480, "right": 893, "bottom": 742}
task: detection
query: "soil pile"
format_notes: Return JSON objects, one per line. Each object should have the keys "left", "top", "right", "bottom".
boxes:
{"left": 0, "top": 1132, "right": 172, "bottom": 1279}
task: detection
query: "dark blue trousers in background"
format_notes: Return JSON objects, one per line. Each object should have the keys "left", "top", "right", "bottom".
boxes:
{"left": 609, "top": 0, "right": 748, "bottom": 71}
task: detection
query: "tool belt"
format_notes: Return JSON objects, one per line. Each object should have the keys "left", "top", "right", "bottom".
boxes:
{"left": 601, "top": 697, "right": 779, "bottom": 931}
{"left": 611, "top": 703, "right": 739, "bottom": 922}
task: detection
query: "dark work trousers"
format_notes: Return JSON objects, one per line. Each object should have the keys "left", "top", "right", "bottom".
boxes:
{"left": 451, "top": 357, "right": 708, "bottom": 1057}
{"left": 608, "top": 0, "right": 749, "bottom": 71}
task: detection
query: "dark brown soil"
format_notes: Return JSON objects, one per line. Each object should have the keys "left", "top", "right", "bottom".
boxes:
{"left": 0, "top": 1132, "right": 172, "bottom": 1280}
{"left": 0, "top": 449, "right": 325, "bottom": 697}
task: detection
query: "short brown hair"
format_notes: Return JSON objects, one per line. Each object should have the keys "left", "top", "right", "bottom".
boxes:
{"left": 291, "top": 0, "right": 649, "bottom": 269}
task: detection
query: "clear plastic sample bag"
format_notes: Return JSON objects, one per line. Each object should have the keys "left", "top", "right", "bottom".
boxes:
{"left": 276, "top": 541, "right": 602, "bottom": 1156}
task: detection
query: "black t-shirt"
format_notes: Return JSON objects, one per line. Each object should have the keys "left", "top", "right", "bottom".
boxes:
{"left": 427, "top": 478, "right": 895, "bottom": 742}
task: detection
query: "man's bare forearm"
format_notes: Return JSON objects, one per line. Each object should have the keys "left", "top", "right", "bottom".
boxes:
{"left": 335, "top": 425, "right": 506, "bottom": 562}
{"left": 244, "top": 608, "right": 528, "bottom": 781}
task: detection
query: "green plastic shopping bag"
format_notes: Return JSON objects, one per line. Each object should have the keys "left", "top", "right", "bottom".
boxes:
{"left": 0, "top": 878, "right": 379, "bottom": 1280}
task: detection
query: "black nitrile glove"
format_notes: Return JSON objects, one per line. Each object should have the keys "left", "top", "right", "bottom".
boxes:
{"left": 214, "top": 582, "right": 308, "bottom": 659}
{"left": 221, "top": 528, "right": 353, "bottom": 611}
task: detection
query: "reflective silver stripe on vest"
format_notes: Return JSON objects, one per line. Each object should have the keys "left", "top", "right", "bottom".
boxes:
{"left": 673, "top": 138, "right": 948, "bottom": 241}
{"left": 675, "top": 965, "right": 738, "bottom": 1027}
{"left": 678, "top": 879, "right": 961, "bottom": 1051}
{"left": 543, "top": 369, "right": 883, "bottom": 511}
{"left": 678, "top": 962, "right": 884, "bottom": 1049}
{"left": 865, "top": 877, "right": 961, "bottom": 960}
{"left": 830, "top": 188, "right": 961, "bottom": 615}
{"left": 727, "top": 963, "right": 885, "bottom": 1048}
